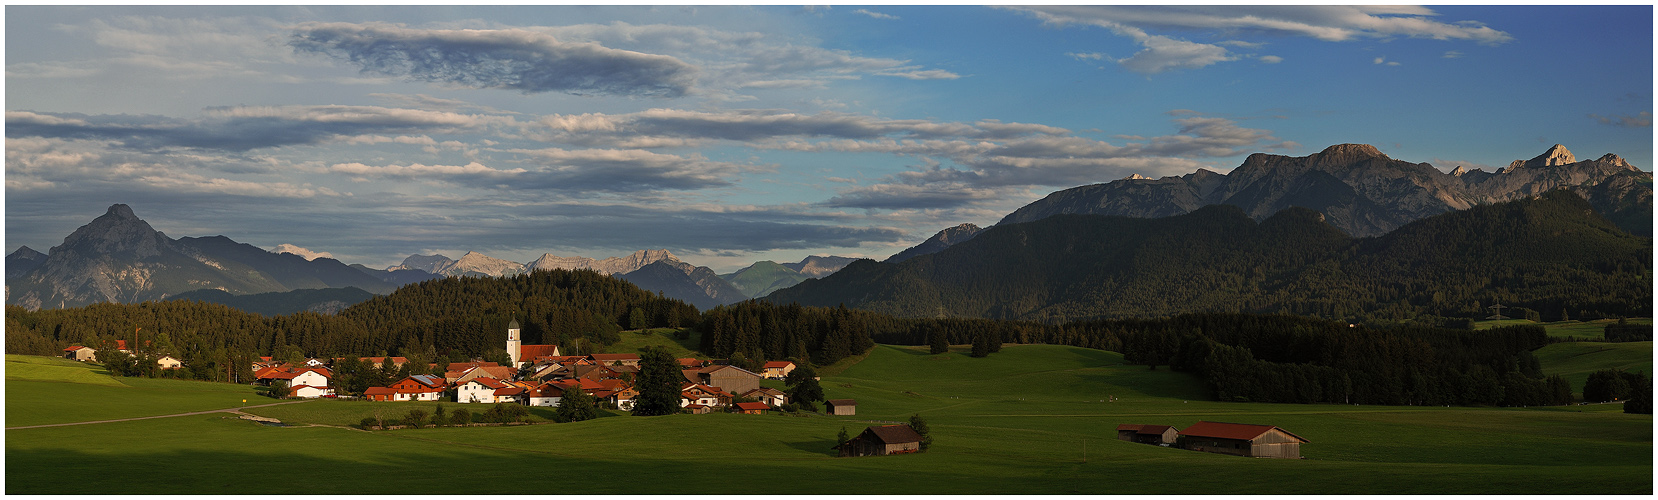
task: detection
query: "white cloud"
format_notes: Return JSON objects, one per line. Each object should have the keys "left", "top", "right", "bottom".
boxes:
{"left": 1443, "top": 50, "right": 1464, "bottom": 58}
{"left": 853, "top": 9, "right": 899, "bottom": 20}
{"left": 271, "top": 244, "right": 334, "bottom": 261}
{"left": 1259, "top": 55, "right": 1284, "bottom": 64}
{"left": 1007, "top": 5, "right": 1512, "bottom": 74}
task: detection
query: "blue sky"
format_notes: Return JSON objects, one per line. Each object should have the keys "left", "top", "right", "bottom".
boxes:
{"left": 6, "top": 5, "right": 1652, "bottom": 271}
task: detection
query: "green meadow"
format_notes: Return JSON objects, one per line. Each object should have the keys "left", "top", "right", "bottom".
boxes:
{"left": 1475, "top": 317, "right": 1653, "bottom": 339}
{"left": 1536, "top": 341, "right": 1654, "bottom": 393}
{"left": 6, "top": 345, "right": 1650, "bottom": 494}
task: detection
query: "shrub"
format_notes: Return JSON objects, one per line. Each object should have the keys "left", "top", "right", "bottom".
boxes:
{"left": 449, "top": 409, "right": 472, "bottom": 426}
{"left": 359, "top": 417, "right": 379, "bottom": 429}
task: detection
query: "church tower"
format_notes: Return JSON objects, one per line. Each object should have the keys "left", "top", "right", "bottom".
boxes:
{"left": 507, "top": 319, "right": 522, "bottom": 368}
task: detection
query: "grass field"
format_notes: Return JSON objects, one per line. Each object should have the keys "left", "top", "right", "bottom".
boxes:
{"left": 6, "top": 346, "right": 1650, "bottom": 494}
{"left": 5, "top": 355, "right": 262, "bottom": 427}
{"left": 1475, "top": 317, "right": 1653, "bottom": 339}
{"left": 594, "top": 328, "right": 701, "bottom": 358}
{"left": 1536, "top": 341, "right": 1655, "bottom": 394}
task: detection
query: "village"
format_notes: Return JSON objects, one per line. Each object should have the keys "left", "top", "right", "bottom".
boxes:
{"left": 62, "top": 321, "right": 828, "bottom": 417}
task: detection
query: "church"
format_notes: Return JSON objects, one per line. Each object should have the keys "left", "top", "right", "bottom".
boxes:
{"left": 506, "top": 319, "right": 560, "bottom": 369}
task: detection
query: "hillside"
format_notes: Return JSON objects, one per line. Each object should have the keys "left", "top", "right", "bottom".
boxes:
{"left": 720, "top": 260, "right": 806, "bottom": 298}
{"left": 165, "top": 287, "right": 378, "bottom": 316}
{"left": 766, "top": 191, "right": 1651, "bottom": 323}
{"left": 8, "top": 347, "right": 1650, "bottom": 494}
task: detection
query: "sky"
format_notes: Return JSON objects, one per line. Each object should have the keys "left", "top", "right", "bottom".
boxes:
{"left": 6, "top": 5, "right": 1653, "bottom": 272}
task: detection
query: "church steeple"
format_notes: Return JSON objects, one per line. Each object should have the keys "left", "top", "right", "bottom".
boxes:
{"left": 506, "top": 319, "right": 522, "bottom": 368}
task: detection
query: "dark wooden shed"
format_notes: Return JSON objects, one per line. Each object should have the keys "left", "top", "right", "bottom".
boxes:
{"left": 826, "top": 399, "right": 857, "bottom": 415}
{"left": 1116, "top": 424, "right": 1178, "bottom": 445}
{"left": 834, "top": 425, "right": 923, "bottom": 457}
{"left": 1176, "top": 421, "right": 1308, "bottom": 459}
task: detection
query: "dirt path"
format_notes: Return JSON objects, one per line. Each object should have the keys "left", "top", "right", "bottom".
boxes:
{"left": 6, "top": 400, "right": 313, "bottom": 430}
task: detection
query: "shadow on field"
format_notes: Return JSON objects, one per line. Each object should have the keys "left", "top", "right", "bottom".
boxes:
{"left": 783, "top": 437, "right": 841, "bottom": 457}
{"left": 1070, "top": 371, "right": 1212, "bottom": 401}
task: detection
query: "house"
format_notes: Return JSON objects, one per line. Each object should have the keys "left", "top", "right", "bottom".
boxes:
{"left": 826, "top": 399, "right": 857, "bottom": 415}
{"left": 494, "top": 386, "right": 527, "bottom": 405}
{"left": 589, "top": 353, "right": 641, "bottom": 367}
{"left": 448, "top": 365, "right": 517, "bottom": 385}
{"left": 1176, "top": 421, "right": 1308, "bottom": 459}
{"left": 289, "top": 385, "right": 335, "bottom": 399}
{"left": 677, "top": 358, "right": 705, "bottom": 369}
{"left": 385, "top": 375, "right": 447, "bottom": 401}
{"left": 364, "top": 387, "right": 398, "bottom": 401}
{"left": 258, "top": 366, "right": 331, "bottom": 389}
{"left": 733, "top": 402, "right": 770, "bottom": 415}
{"left": 1116, "top": 424, "right": 1178, "bottom": 445}
{"left": 834, "top": 425, "right": 923, "bottom": 457}
{"left": 741, "top": 387, "right": 788, "bottom": 407}
{"left": 456, "top": 377, "right": 510, "bottom": 404}
{"left": 303, "top": 358, "right": 327, "bottom": 368}
{"left": 63, "top": 346, "right": 97, "bottom": 362}
{"left": 681, "top": 383, "right": 731, "bottom": 408}
{"left": 528, "top": 382, "right": 564, "bottom": 407}
{"left": 608, "top": 387, "right": 639, "bottom": 410}
{"left": 155, "top": 356, "right": 183, "bottom": 370}
{"left": 694, "top": 364, "right": 761, "bottom": 396}
{"left": 684, "top": 403, "right": 713, "bottom": 414}
{"left": 761, "top": 361, "right": 796, "bottom": 380}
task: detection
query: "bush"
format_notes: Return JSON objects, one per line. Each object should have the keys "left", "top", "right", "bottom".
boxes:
{"left": 404, "top": 409, "right": 428, "bottom": 429}
{"left": 359, "top": 417, "right": 379, "bottom": 429}
{"left": 449, "top": 409, "right": 472, "bottom": 426}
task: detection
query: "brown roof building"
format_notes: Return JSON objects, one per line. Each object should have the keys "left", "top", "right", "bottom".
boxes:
{"left": 1116, "top": 424, "right": 1178, "bottom": 445}
{"left": 826, "top": 399, "right": 857, "bottom": 416}
{"left": 835, "top": 425, "right": 923, "bottom": 457}
{"left": 1177, "top": 421, "right": 1308, "bottom": 459}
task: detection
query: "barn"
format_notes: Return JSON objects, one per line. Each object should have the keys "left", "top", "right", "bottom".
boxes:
{"left": 1116, "top": 424, "right": 1178, "bottom": 445}
{"left": 1176, "top": 421, "right": 1308, "bottom": 459}
{"left": 834, "top": 425, "right": 923, "bottom": 457}
{"left": 825, "top": 399, "right": 857, "bottom": 415}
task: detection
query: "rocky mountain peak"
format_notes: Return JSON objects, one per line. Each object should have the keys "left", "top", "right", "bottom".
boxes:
{"left": 1122, "top": 173, "right": 1150, "bottom": 181}
{"left": 1449, "top": 165, "right": 1468, "bottom": 176}
{"left": 53, "top": 204, "right": 169, "bottom": 258}
{"left": 1310, "top": 144, "right": 1387, "bottom": 167}
{"left": 1527, "top": 144, "right": 1576, "bottom": 168}
{"left": 1597, "top": 153, "right": 1637, "bottom": 171}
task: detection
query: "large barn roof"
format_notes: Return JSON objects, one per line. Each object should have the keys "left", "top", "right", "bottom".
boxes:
{"left": 863, "top": 425, "right": 923, "bottom": 444}
{"left": 1179, "top": 421, "right": 1308, "bottom": 443}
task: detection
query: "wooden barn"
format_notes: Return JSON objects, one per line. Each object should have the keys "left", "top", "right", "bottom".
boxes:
{"left": 1176, "top": 421, "right": 1308, "bottom": 459}
{"left": 1116, "top": 424, "right": 1178, "bottom": 445}
{"left": 834, "top": 425, "right": 923, "bottom": 457}
{"left": 826, "top": 399, "right": 857, "bottom": 415}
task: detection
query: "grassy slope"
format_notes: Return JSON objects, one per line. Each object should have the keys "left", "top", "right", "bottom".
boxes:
{"left": 6, "top": 355, "right": 261, "bottom": 427}
{"left": 1475, "top": 318, "right": 1653, "bottom": 339}
{"left": 595, "top": 328, "right": 702, "bottom": 358}
{"left": 1536, "top": 341, "right": 1655, "bottom": 392}
{"left": 7, "top": 347, "right": 1652, "bottom": 494}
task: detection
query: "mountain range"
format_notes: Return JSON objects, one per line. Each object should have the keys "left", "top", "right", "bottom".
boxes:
{"left": 4, "top": 206, "right": 855, "bottom": 313}
{"left": 768, "top": 190, "right": 1651, "bottom": 323}
{"left": 883, "top": 144, "right": 1651, "bottom": 264}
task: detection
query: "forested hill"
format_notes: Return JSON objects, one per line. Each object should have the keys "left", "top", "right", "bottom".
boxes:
{"left": 5, "top": 269, "right": 703, "bottom": 380}
{"left": 765, "top": 191, "right": 1651, "bottom": 324}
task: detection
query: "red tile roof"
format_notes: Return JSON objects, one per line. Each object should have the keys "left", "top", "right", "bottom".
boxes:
{"left": 520, "top": 344, "right": 560, "bottom": 359}
{"left": 1178, "top": 421, "right": 1307, "bottom": 443}
{"left": 677, "top": 358, "right": 703, "bottom": 367}
{"left": 493, "top": 387, "right": 525, "bottom": 396}
{"left": 1136, "top": 425, "right": 1175, "bottom": 435}
{"left": 734, "top": 402, "right": 770, "bottom": 411}
{"left": 467, "top": 377, "right": 507, "bottom": 389}
{"left": 763, "top": 361, "right": 794, "bottom": 369}
{"left": 590, "top": 353, "right": 640, "bottom": 362}
{"left": 64, "top": 345, "right": 88, "bottom": 351}
{"left": 447, "top": 361, "right": 499, "bottom": 372}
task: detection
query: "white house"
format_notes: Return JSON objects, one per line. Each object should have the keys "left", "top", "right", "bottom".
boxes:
{"left": 288, "top": 368, "right": 331, "bottom": 389}
{"left": 456, "top": 377, "right": 507, "bottom": 404}
{"left": 289, "top": 385, "right": 335, "bottom": 399}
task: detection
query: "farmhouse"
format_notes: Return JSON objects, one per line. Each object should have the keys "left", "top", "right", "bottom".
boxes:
{"left": 155, "top": 356, "right": 183, "bottom": 370}
{"left": 681, "top": 383, "right": 731, "bottom": 407}
{"left": 590, "top": 353, "right": 641, "bottom": 367}
{"left": 1177, "top": 421, "right": 1308, "bottom": 459}
{"left": 741, "top": 387, "right": 788, "bottom": 407}
{"left": 63, "top": 346, "right": 97, "bottom": 362}
{"left": 456, "top": 377, "right": 510, "bottom": 404}
{"left": 364, "top": 387, "right": 397, "bottom": 401}
{"left": 289, "top": 385, "right": 335, "bottom": 399}
{"left": 686, "top": 364, "right": 761, "bottom": 396}
{"left": 826, "top": 399, "right": 857, "bottom": 415}
{"left": 834, "top": 425, "right": 923, "bottom": 457}
{"left": 761, "top": 361, "right": 795, "bottom": 380}
{"left": 1116, "top": 424, "right": 1178, "bottom": 445}
{"left": 733, "top": 402, "right": 770, "bottom": 414}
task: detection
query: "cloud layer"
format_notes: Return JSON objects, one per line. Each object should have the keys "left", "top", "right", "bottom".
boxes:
{"left": 290, "top": 22, "right": 698, "bottom": 97}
